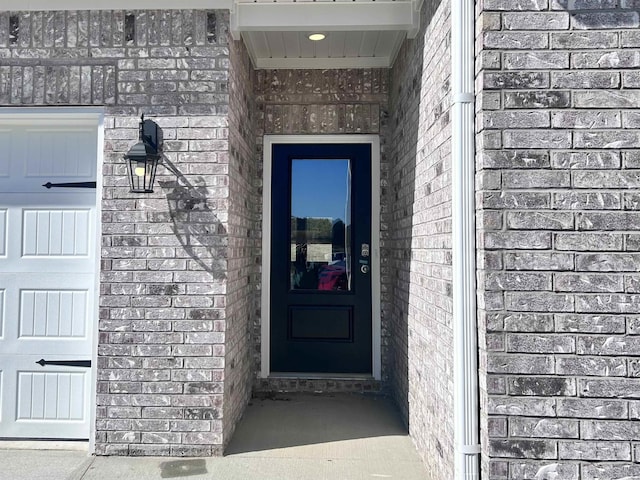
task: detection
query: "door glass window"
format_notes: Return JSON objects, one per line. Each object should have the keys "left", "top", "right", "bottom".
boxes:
{"left": 290, "top": 159, "right": 351, "bottom": 292}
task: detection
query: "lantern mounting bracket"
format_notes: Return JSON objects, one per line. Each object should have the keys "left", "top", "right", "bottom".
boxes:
{"left": 140, "top": 113, "right": 159, "bottom": 153}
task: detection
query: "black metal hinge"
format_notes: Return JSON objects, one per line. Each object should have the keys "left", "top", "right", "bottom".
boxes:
{"left": 43, "top": 182, "right": 97, "bottom": 189}
{"left": 36, "top": 359, "right": 91, "bottom": 368}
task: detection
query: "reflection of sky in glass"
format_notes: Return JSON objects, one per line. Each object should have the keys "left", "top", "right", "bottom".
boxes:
{"left": 291, "top": 159, "right": 349, "bottom": 220}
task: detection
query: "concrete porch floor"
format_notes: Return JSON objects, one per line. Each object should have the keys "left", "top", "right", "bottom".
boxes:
{"left": 0, "top": 393, "right": 428, "bottom": 480}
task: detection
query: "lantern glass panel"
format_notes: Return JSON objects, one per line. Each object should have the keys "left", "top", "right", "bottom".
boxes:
{"left": 127, "top": 156, "right": 159, "bottom": 193}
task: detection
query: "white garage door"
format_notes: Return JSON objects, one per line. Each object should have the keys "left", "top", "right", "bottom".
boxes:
{"left": 0, "top": 116, "right": 98, "bottom": 439}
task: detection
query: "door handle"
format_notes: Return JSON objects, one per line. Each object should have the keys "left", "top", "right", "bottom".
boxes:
{"left": 361, "top": 243, "right": 370, "bottom": 257}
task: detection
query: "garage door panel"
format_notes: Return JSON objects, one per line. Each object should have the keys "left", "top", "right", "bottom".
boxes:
{"left": 17, "top": 371, "right": 85, "bottom": 421}
{"left": 20, "top": 290, "right": 88, "bottom": 339}
{"left": 2, "top": 340, "right": 92, "bottom": 357}
{"left": 0, "top": 194, "right": 95, "bottom": 208}
{"left": 0, "top": 126, "right": 97, "bottom": 194}
{"left": 0, "top": 275, "right": 93, "bottom": 355}
{"left": 0, "top": 209, "right": 6, "bottom": 257}
{"left": 0, "top": 201, "right": 95, "bottom": 273}
{"left": 0, "top": 130, "right": 10, "bottom": 178}
{"left": 23, "top": 209, "right": 91, "bottom": 257}
{"left": 25, "top": 129, "right": 95, "bottom": 180}
{"left": 0, "top": 258, "right": 95, "bottom": 274}
{"left": 0, "top": 289, "right": 4, "bottom": 339}
{"left": 1, "top": 355, "right": 89, "bottom": 438}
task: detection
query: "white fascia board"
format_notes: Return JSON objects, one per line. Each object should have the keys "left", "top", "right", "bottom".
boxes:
{"left": 255, "top": 56, "right": 391, "bottom": 69}
{"left": 388, "top": 32, "right": 406, "bottom": 67}
{"left": 240, "top": 32, "right": 260, "bottom": 67}
{"left": 14, "top": 0, "right": 232, "bottom": 10}
{"left": 234, "top": 2, "right": 415, "bottom": 33}
{"left": 407, "top": 0, "right": 423, "bottom": 38}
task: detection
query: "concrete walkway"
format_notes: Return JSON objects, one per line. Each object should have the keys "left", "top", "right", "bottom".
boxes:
{"left": 0, "top": 393, "right": 428, "bottom": 480}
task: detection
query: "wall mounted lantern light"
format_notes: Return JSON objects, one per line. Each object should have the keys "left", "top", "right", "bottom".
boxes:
{"left": 125, "top": 115, "right": 161, "bottom": 193}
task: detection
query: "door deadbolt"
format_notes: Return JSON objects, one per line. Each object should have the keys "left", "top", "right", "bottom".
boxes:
{"left": 361, "top": 243, "right": 370, "bottom": 257}
{"left": 361, "top": 265, "right": 370, "bottom": 274}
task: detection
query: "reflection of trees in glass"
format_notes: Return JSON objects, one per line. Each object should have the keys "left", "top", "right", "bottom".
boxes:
{"left": 291, "top": 216, "right": 333, "bottom": 243}
{"left": 332, "top": 219, "right": 345, "bottom": 255}
{"left": 291, "top": 216, "right": 347, "bottom": 261}
{"left": 290, "top": 216, "right": 349, "bottom": 291}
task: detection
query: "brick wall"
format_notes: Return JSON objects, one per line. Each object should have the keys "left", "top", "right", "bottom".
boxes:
{"left": 253, "top": 68, "right": 391, "bottom": 391}
{"left": 387, "top": 0, "right": 454, "bottom": 476}
{"left": 0, "top": 9, "right": 246, "bottom": 456}
{"left": 477, "top": 1, "right": 640, "bottom": 478}
{"left": 224, "top": 36, "right": 257, "bottom": 445}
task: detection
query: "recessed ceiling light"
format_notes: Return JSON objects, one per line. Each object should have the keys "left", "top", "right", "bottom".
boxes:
{"left": 308, "top": 33, "right": 326, "bottom": 41}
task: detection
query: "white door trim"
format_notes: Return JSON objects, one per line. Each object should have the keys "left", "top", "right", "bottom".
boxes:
{"left": 0, "top": 107, "right": 103, "bottom": 452}
{"left": 261, "top": 134, "right": 381, "bottom": 380}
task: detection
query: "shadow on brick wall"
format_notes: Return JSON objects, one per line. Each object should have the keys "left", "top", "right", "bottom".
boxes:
{"left": 386, "top": 0, "right": 454, "bottom": 470}
{"left": 160, "top": 158, "right": 227, "bottom": 279}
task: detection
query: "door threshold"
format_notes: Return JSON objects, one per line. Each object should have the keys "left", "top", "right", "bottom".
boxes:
{"left": 269, "top": 372, "right": 374, "bottom": 380}
{"left": 0, "top": 440, "right": 89, "bottom": 451}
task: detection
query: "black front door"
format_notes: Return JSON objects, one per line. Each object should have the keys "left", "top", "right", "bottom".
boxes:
{"left": 270, "top": 143, "right": 372, "bottom": 374}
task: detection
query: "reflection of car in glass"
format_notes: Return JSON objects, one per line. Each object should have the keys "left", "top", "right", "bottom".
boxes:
{"left": 318, "top": 260, "right": 347, "bottom": 290}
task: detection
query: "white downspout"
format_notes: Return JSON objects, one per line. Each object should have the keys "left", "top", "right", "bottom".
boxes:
{"left": 451, "top": 0, "right": 479, "bottom": 478}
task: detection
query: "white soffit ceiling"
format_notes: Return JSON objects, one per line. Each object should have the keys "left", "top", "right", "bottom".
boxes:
{"left": 231, "top": 0, "right": 422, "bottom": 69}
